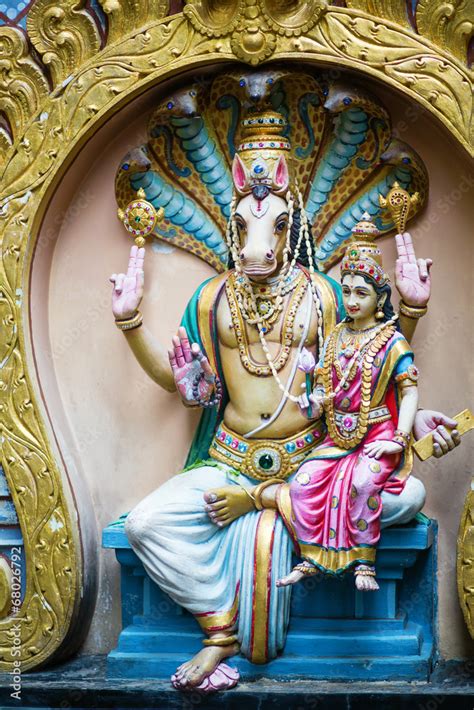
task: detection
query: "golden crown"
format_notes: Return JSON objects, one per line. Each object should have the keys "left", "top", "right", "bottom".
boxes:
{"left": 232, "top": 109, "right": 295, "bottom": 196}
{"left": 340, "top": 212, "right": 390, "bottom": 286}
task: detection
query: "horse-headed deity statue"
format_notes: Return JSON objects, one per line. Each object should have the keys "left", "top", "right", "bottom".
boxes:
{"left": 110, "top": 68, "right": 460, "bottom": 692}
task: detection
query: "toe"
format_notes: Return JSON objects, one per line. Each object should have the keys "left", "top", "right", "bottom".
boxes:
{"left": 216, "top": 515, "right": 233, "bottom": 528}
{"left": 214, "top": 507, "right": 230, "bottom": 521}
{"left": 204, "top": 489, "right": 226, "bottom": 504}
{"left": 206, "top": 500, "right": 228, "bottom": 512}
{"left": 187, "top": 667, "right": 204, "bottom": 687}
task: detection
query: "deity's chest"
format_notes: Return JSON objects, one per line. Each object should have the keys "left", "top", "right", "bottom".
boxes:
{"left": 216, "top": 284, "right": 319, "bottom": 350}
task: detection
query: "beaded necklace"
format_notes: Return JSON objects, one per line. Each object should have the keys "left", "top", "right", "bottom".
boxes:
{"left": 225, "top": 188, "right": 325, "bottom": 404}
{"left": 233, "top": 266, "right": 302, "bottom": 333}
{"left": 334, "top": 324, "right": 381, "bottom": 383}
{"left": 226, "top": 271, "right": 307, "bottom": 376}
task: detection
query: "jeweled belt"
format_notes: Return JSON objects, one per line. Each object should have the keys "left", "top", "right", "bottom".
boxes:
{"left": 334, "top": 405, "right": 391, "bottom": 436}
{"left": 209, "top": 421, "right": 326, "bottom": 481}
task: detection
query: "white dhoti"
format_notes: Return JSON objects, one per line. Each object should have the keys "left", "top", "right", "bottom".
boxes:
{"left": 125, "top": 462, "right": 425, "bottom": 664}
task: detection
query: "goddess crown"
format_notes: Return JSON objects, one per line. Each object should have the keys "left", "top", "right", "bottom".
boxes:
{"left": 340, "top": 213, "right": 390, "bottom": 286}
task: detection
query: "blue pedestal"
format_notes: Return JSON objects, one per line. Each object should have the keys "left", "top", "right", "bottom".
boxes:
{"left": 103, "top": 515, "right": 437, "bottom": 682}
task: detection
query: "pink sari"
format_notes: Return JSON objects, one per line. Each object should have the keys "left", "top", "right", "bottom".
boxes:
{"left": 277, "top": 330, "right": 414, "bottom": 574}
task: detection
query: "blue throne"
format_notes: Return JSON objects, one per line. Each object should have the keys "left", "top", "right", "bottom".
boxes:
{"left": 102, "top": 513, "right": 437, "bottom": 681}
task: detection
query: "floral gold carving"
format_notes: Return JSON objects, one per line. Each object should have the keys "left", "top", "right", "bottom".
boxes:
{"left": 0, "top": 27, "right": 49, "bottom": 163}
{"left": 259, "top": 0, "right": 327, "bottom": 37}
{"left": 457, "top": 484, "right": 474, "bottom": 639}
{"left": 345, "top": 0, "right": 411, "bottom": 30}
{"left": 26, "top": 0, "right": 101, "bottom": 86}
{"left": 0, "top": 559, "right": 12, "bottom": 619}
{"left": 0, "top": 0, "right": 472, "bottom": 672}
{"left": 99, "top": 0, "right": 170, "bottom": 43}
{"left": 184, "top": 0, "right": 244, "bottom": 37}
{"left": 416, "top": 0, "right": 473, "bottom": 63}
{"left": 185, "top": 0, "right": 326, "bottom": 63}
{"left": 0, "top": 189, "right": 78, "bottom": 669}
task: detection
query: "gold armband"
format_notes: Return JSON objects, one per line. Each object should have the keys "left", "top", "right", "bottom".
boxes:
{"left": 115, "top": 311, "right": 143, "bottom": 331}
{"left": 399, "top": 301, "right": 428, "bottom": 319}
{"left": 395, "top": 363, "right": 419, "bottom": 385}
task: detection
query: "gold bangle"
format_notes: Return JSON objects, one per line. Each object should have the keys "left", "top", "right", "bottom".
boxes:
{"left": 202, "top": 634, "right": 238, "bottom": 647}
{"left": 115, "top": 310, "right": 143, "bottom": 331}
{"left": 393, "top": 436, "right": 407, "bottom": 449}
{"left": 394, "top": 428, "right": 410, "bottom": 443}
{"left": 253, "top": 478, "right": 285, "bottom": 511}
{"left": 399, "top": 301, "right": 428, "bottom": 319}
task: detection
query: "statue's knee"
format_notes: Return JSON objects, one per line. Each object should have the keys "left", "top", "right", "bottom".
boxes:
{"left": 125, "top": 506, "right": 152, "bottom": 546}
{"left": 403, "top": 476, "right": 426, "bottom": 518}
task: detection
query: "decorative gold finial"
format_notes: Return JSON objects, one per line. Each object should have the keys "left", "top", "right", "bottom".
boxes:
{"left": 117, "top": 188, "right": 164, "bottom": 247}
{"left": 379, "top": 182, "right": 419, "bottom": 235}
{"left": 351, "top": 211, "right": 380, "bottom": 241}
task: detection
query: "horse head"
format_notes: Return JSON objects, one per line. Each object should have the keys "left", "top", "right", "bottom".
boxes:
{"left": 232, "top": 153, "right": 291, "bottom": 281}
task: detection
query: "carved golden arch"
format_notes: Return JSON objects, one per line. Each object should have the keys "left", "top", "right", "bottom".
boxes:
{"left": 0, "top": 1, "right": 472, "bottom": 670}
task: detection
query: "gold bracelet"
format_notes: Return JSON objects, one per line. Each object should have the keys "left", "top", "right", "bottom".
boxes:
{"left": 394, "top": 428, "right": 410, "bottom": 444}
{"left": 202, "top": 634, "right": 238, "bottom": 647}
{"left": 253, "top": 478, "right": 285, "bottom": 511}
{"left": 115, "top": 310, "right": 143, "bottom": 331}
{"left": 399, "top": 301, "right": 428, "bottom": 319}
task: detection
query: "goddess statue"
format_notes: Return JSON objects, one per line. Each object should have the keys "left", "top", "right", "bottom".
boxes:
{"left": 276, "top": 215, "right": 419, "bottom": 592}
{"left": 110, "top": 74, "right": 460, "bottom": 692}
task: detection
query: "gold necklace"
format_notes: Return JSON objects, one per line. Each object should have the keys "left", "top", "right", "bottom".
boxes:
{"left": 334, "top": 324, "right": 379, "bottom": 383}
{"left": 234, "top": 267, "right": 301, "bottom": 332}
{"left": 226, "top": 273, "right": 307, "bottom": 376}
{"left": 322, "top": 322, "right": 396, "bottom": 449}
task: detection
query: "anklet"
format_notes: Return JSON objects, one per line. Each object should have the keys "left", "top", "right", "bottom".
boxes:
{"left": 354, "top": 564, "right": 376, "bottom": 577}
{"left": 202, "top": 634, "right": 239, "bottom": 647}
{"left": 294, "top": 561, "right": 319, "bottom": 576}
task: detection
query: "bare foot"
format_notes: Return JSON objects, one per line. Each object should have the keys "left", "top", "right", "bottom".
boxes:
{"left": 355, "top": 566, "right": 380, "bottom": 592}
{"left": 277, "top": 569, "right": 305, "bottom": 587}
{"left": 204, "top": 485, "right": 255, "bottom": 527}
{"left": 171, "top": 642, "right": 239, "bottom": 689}
{"left": 277, "top": 562, "right": 319, "bottom": 587}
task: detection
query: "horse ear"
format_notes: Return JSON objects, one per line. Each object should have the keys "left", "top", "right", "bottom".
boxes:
{"left": 273, "top": 155, "right": 289, "bottom": 193}
{"left": 232, "top": 154, "right": 250, "bottom": 194}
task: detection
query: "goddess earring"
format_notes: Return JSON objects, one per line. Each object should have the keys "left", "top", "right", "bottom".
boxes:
{"left": 376, "top": 302, "right": 384, "bottom": 320}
